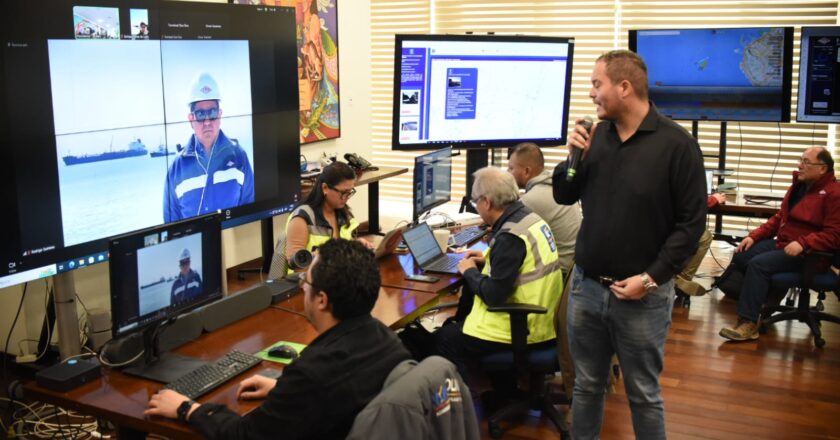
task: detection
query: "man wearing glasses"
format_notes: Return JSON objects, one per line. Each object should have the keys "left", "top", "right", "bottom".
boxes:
{"left": 147, "top": 239, "right": 411, "bottom": 439}
{"left": 163, "top": 72, "right": 255, "bottom": 222}
{"left": 170, "top": 248, "right": 203, "bottom": 305}
{"left": 720, "top": 147, "right": 840, "bottom": 341}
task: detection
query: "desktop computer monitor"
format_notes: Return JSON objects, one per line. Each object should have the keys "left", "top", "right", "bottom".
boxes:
{"left": 796, "top": 26, "right": 840, "bottom": 123}
{"left": 412, "top": 148, "right": 452, "bottom": 222}
{"left": 109, "top": 213, "right": 222, "bottom": 381}
{"left": 0, "top": 0, "right": 300, "bottom": 290}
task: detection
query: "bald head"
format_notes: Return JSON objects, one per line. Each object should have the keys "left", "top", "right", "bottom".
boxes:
{"left": 507, "top": 142, "right": 545, "bottom": 189}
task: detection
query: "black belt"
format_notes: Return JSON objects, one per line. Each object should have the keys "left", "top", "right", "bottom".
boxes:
{"left": 581, "top": 271, "right": 617, "bottom": 288}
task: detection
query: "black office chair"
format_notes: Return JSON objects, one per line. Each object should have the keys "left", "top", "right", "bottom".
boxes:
{"left": 761, "top": 250, "right": 840, "bottom": 347}
{"left": 477, "top": 277, "right": 571, "bottom": 439}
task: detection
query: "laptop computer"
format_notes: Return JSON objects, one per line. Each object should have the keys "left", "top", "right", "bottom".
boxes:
{"left": 372, "top": 225, "right": 408, "bottom": 259}
{"left": 402, "top": 222, "right": 464, "bottom": 274}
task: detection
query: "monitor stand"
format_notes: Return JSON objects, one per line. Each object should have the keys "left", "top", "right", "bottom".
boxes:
{"left": 122, "top": 321, "right": 208, "bottom": 383}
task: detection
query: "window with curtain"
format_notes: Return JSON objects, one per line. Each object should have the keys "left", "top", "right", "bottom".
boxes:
{"left": 370, "top": 0, "right": 839, "bottom": 225}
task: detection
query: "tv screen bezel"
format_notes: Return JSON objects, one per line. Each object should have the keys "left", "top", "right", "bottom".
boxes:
{"left": 391, "top": 34, "right": 576, "bottom": 151}
{"left": 629, "top": 26, "right": 794, "bottom": 123}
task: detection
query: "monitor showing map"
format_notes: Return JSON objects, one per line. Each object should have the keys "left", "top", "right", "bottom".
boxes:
{"left": 630, "top": 27, "right": 793, "bottom": 122}
{"left": 796, "top": 26, "right": 840, "bottom": 123}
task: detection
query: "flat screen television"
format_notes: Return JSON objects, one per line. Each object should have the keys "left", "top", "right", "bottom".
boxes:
{"left": 629, "top": 27, "right": 794, "bottom": 122}
{"left": 412, "top": 147, "right": 452, "bottom": 222}
{"left": 0, "top": 0, "right": 301, "bottom": 289}
{"left": 109, "top": 213, "right": 222, "bottom": 381}
{"left": 796, "top": 26, "right": 840, "bottom": 123}
{"left": 392, "top": 34, "right": 575, "bottom": 151}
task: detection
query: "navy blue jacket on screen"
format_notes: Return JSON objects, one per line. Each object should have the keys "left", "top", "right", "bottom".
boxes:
{"left": 163, "top": 129, "right": 255, "bottom": 222}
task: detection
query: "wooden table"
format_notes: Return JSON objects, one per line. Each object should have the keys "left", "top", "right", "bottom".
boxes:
{"left": 24, "top": 262, "right": 454, "bottom": 439}
{"left": 709, "top": 202, "right": 777, "bottom": 242}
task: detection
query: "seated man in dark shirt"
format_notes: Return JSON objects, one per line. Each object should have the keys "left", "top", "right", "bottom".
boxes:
{"left": 720, "top": 147, "right": 840, "bottom": 341}
{"left": 145, "top": 239, "right": 411, "bottom": 439}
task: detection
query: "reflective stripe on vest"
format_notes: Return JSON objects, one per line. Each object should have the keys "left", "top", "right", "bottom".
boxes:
{"left": 462, "top": 212, "right": 564, "bottom": 344}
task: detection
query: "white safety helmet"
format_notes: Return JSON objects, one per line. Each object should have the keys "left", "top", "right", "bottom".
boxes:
{"left": 188, "top": 73, "right": 221, "bottom": 106}
{"left": 179, "top": 248, "right": 191, "bottom": 262}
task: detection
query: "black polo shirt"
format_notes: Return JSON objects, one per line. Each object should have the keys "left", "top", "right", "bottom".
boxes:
{"left": 552, "top": 104, "right": 707, "bottom": 283}
{"left": 189, "top": 315, "right": 411, "bottom": 440}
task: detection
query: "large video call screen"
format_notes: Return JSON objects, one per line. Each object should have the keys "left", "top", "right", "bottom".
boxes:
{"left": 0, "top": 0, "right": 301, "bottom": 288}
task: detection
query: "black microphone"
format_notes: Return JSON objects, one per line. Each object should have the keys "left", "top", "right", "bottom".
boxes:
{"left": 566, "top": 116, "right": 593, "bottom": 182}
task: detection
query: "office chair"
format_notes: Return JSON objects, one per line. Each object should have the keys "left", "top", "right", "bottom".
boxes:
{"left": 477, "top": 280, "right": 571, "bottom": 439}
{"left": 347, "top": 356, "right": 480, "bottom": 440}
{"left": 761, "top": 250, "right": 840, "bottom": 347}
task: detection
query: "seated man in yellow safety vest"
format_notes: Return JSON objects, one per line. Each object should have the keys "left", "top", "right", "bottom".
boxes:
{"left": 435, "top": 166, "right": 564, "bottom": 394}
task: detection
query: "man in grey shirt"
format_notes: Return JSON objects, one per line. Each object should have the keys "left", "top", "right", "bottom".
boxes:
{"left": 507, "top": 142, "right": 581, "bottom": 273}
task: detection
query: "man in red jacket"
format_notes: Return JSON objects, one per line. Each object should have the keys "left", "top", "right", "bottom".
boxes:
{"left": 720, "top": 147, "right": 840, "bottom": 341}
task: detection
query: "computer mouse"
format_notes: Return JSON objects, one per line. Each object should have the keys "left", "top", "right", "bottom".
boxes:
{"left": 268, "top": 344, "right": 298, "bottom": 360}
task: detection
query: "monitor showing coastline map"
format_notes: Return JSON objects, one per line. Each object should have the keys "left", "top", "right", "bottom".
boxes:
{"left": 630, "top": 27, "right": 793, "bottom": 122}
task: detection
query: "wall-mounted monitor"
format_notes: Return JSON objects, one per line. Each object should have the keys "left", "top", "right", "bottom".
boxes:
{"left": 0, "top": 0, "right": 301, "bottom": 289}
{"left": 629, "top": 27, "right": 794, "bottom": 122}
{"left": 796, "top": 26, "right": 840, "bottom": 123}
{"left": 412, "top": 147, "right": 452, "bottom": 222}
{"left": 392, "top": 34, "right": 575, "bottom": 151}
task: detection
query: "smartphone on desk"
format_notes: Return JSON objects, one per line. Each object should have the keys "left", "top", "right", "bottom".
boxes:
{"left": 405, "top": 274, "right": 439, "bottom": 283}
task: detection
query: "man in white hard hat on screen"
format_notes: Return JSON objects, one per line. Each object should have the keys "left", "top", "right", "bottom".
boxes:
{"left": 163, "top": 73, "right": 255, "bottom": 222}
{"left": 170, "top": 248, "right": 203, "bottom": 304}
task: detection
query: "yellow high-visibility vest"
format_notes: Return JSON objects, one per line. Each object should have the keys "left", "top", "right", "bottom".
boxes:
{"left": 463, "top": 212, "right": 564, "bottom": 344}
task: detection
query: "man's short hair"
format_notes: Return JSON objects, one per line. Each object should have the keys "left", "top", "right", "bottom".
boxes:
{"left": 472, "top": 166, "right": 519, "bottom": 209}
{"left": 596, "top": 50, "right": 649, "bottom": 100}
{"left": 509, "top": 142, "right": 545, "bottom": 169}
{"left": 816, "top": 147, "right": 834, "bottom": 171}
{"left": 311, "top": 239, "right": 379, "bottom": 320}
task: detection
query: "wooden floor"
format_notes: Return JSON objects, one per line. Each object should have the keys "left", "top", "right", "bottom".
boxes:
{"left": 473, "top": 241, "right": 840, "bottom": 439}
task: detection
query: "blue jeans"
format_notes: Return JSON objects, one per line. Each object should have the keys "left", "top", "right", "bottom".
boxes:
{"left": 568, "top": 266, "right": 674, "bottom": 440}
{"left": 732, "top": 239, "right": 803, "bottom": 322}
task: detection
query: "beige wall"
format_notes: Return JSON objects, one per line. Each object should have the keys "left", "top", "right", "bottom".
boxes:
{"left": 0, "top": 0, "right": 372, "bottom": 357}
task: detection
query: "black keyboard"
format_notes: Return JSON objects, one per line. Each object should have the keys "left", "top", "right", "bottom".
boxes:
{"left": 449, "top": 225, "right": 487, "bottom": 248}
{"left": 165, "top": 350, "right": 262, "bottom": 399}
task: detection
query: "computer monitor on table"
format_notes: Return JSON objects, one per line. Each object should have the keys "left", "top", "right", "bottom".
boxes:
{"left": 109, "top": 213, "right": 222, "bottom": 382}
{"left": 412, "top": 147, "right": 452, "bottom": 223}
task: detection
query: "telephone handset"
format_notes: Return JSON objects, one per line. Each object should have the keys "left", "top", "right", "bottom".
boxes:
{"left": 344, "top": 153, "right": 376, "bottom": 171}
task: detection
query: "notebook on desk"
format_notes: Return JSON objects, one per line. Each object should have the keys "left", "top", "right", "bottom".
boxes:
{"left": 402, "top": 222, "right": 464, "bottom": 274}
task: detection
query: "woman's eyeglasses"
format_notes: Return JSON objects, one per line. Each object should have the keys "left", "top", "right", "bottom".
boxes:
{"left": 329, "top": 185, "right": 357, "bottom": 199}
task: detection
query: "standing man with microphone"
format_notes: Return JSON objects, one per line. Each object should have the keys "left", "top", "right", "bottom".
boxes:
{"left": 553, "top": 50, "right": 706, "bottom": 439}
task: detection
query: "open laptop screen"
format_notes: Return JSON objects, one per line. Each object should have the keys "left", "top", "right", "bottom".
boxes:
{"left": 402, "top": 223, "right": 443, "bottom": 266}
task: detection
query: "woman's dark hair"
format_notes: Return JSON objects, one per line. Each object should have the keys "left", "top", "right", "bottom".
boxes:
{"left": 311, "top": 239, "right": 379, "bottom": 320}
{"left": 300, "top": 161, "right": 356, "bottom": 218}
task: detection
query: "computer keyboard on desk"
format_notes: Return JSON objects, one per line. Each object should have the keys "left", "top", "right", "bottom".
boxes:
{"left": 449, "top": 225, "right": 487, "bottom": 248}
{"left": 165, "top": 350, "right": 262, "bottom": 399}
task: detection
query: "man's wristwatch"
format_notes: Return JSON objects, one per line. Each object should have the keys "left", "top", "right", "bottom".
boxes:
{"left": 177, "top": 399, "right": 197, "bottom": 423}
{"left": 640, "top": 273, "right": 658, "bottom": 293}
